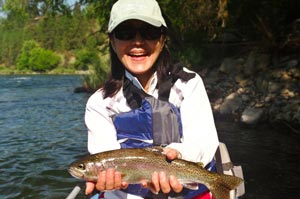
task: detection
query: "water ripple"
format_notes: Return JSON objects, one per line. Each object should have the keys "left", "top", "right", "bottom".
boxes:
{"left": 0, "top": 75, "right": 88, "bottom": 198}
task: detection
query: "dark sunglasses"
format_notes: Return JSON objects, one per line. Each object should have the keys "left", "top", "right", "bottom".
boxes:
{"left": 113, "top": 24, "right": 165, "bottom": 40}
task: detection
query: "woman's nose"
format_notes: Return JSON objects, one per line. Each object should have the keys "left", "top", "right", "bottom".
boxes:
{"left": 132, "top": 32, "right": 144, "bottom": 45}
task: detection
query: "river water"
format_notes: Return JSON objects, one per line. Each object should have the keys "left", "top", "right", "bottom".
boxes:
{"left": 0, "top": 75, "right": 299, "bottom": 199}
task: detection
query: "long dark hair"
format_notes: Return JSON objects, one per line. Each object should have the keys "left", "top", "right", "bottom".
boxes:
{"left": 102, "top": 37, "right": 173, "bottom": 99}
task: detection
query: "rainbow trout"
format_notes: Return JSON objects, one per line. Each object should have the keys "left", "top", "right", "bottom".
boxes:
{"left": 68, "top": 148, "right": 243, "bottom": 199}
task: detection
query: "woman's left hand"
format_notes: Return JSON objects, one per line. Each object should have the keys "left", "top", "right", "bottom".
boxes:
{"left": 141, "top": 148, "right": 183, "bottom": 194}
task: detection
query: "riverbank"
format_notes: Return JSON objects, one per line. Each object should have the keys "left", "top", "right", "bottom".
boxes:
{"left": 0, "top": 65, "right": 90, "bottom": 75}
{"left": 2, "top": 45, "right": 299, "bottom": 134}
{"left": 198, "top": 44, "right": 300, "bottom": 134}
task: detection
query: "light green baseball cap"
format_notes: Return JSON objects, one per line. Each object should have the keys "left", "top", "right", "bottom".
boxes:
{"left": 108, "top": 0, "right": 167, "bottom": 33}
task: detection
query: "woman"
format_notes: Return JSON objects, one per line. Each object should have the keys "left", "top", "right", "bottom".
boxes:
{"left": 84, "top": 0, "right": 219, "bottom": 198}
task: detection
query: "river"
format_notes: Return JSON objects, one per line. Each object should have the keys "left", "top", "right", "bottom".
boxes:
{"left": 0, "top": 75, "right": 299, "bottom": 199}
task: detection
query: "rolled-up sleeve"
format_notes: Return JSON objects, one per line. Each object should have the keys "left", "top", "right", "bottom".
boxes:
{"left": 85, "top": 90, "right": 121, "bottom": 154}
{"left": 168, "top": 72, "right": 219, "bottom": 166}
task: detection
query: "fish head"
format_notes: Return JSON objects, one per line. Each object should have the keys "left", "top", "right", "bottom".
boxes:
{"left": 68, "top": 160, "right": 100, "bottom": 182}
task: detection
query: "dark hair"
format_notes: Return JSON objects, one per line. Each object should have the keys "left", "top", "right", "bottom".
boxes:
{"left": 102, "top": 34, "right": 172, "bottom": 99}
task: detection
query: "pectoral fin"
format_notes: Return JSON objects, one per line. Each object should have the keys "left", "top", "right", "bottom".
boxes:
{"left": 179, "top": 180, "right": 199, "bottom": 190}
{"left": 182, "top": 183, "right": 199, "bottom": 190}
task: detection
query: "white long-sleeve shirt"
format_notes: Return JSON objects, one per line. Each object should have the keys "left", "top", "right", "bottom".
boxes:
{"left": 84, "top": 68, "right": 219, "bottom": 199}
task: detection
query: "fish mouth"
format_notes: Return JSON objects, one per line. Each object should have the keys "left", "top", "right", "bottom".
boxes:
{"left": 68, "top": 168, "right": 84, "bottom": 180}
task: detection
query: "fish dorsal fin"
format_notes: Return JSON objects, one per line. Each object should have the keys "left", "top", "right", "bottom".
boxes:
{"left": 144, "top": 146, "right": 165, "bottom": 154}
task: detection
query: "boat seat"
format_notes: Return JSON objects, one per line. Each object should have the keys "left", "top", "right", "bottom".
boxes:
{"left": 214, "top": 142, "right": 245, "bottom": 199}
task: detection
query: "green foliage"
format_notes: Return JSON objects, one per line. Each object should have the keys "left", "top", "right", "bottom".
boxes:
{"left": 50, "top": 67, "right": 77, "bottom": 74}
{"left": 82, "top": 54, "right": 110, "bottom": 91}
{"left": 74, "top": 49, "right": 99, "bottom": 71}
{"left": 27, "top": 48, "right": 60, "bottom": 72}
{"left": 0, "top": 30, "right": 24, "bottom": 66}
{"left": 17, "top": 40, "right": 60, "bottom": 72}
{"left": 84, "top": 0, "right": 114, "bottom": 31}
{"left": 227, "top": 0, "right": 300, "bottom": 48}
{"left": 174, "top": 46, "right": 204, "bottom": 69}
{"left": 16, "top": 40, "right": 39, "bottom": 70}
{"left": 0, "top": 0, "right": 99, "bottom": 69}
{"left": 1, "top": 0, "right": 299, "bottom": 76}
{"left": 159, "top": 0, "right": 221, "bottom": 42}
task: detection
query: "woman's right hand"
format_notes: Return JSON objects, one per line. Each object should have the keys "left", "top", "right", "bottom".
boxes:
{"left": 85, "top": 168, "right": 128, "bottom": 195}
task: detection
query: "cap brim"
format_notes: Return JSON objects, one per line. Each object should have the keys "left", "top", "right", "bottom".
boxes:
{"left": 108, "top": 15, "right": 166, "bottom": 33}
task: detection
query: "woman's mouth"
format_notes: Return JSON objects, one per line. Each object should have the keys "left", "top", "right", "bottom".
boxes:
{"left": 129, "top": 52, "right": 146, "bottom": 57}
{"left": 128, "top": 52, "right": 147, "bottom": 60}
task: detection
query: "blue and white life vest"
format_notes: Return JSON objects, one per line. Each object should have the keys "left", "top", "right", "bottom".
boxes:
{"left": 113, "top": 83, "right": 183, "bottom": 149}
{"left": 111, "top": 64, "right": 215, "bottom": 198}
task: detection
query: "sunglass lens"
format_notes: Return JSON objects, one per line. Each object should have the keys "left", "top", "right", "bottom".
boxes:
{"left": 140, "top": 25, "right": 162, "bottom": 40}
{"left": 114, "top": 24, "right": 164, "bottom": 40}
{"left": 114, "top": 27, "right": 136, "bottom": 40}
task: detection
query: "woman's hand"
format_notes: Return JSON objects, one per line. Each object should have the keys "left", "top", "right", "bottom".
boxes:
{"left": 141, "top": 148, "right": 183, "bottom": 194}
{"left": 85, "top": 168, "right": 128, "bottom": 195}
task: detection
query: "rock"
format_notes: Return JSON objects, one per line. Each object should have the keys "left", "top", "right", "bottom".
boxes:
{"left": 202, "top": 46, "right": 300, "bottom": 132}
{"left": 281, "top": 71, "right": 292, "bottom": 80}
{"left": 268, "top": 81, "right": 282, "bottom": 93}
{"left": 244, "top": 51, "right": 270, "bottom": 76}
{"left": 255, "top": 77, "right": 269, "bottom": 94}
{"left": 219, "top": 57, "right": 242, "bottom": 74}
{"left": 241, "top": 107, "right": 264, "bottom": 125}
{"left": 219, "top": 93, "right": 243, "bottom": 114}
{"left": 244, "top": 51, "right": 257, "bottom": 76}
{"left": 256, "top": 54, "right": 270, "bottom": 71}
{"left": 286, "top": 59, "right": 298, "bottom": 68}
{"left": 264, "top": 94, "right": 276, "bottom": 103}
{"left": 288, "top": 67, "right": 300, "bottom": 79}
{"left": 281, "top": 88, "right": 295, "bottom": 99}
{"left": 241, "top": 94, "right": 251, "bottom": 102}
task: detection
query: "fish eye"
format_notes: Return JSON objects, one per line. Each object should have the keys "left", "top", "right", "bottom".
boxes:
{"left": 77, "top": 163, "right": 85, "bottom": 170}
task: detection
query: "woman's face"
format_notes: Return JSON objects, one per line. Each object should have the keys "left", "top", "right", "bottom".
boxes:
{"left": 110, "top": 20, "right": 166, "bottom": 80}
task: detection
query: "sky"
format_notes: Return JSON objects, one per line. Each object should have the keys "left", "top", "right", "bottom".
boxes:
{"left": 66, "top": 0, "right": 78, "bottom": 6}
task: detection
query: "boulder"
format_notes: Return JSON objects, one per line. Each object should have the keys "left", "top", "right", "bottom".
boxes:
{"left": 241, "top": 107, "right": 264, "bottom": 125}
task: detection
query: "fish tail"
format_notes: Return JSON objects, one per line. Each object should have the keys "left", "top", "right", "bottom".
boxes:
{"left": 210, "top": 174, "right": 243, "bottom": 199}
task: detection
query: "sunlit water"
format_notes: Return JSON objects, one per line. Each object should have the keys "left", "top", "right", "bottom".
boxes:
{"left": 0, "top": 75, "right": 299, "bottom": 199}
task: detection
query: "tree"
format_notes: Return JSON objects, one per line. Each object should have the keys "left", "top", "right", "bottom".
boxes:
{"left": 74, "top": 48, "right": 99, "bottom": 70}
{"left": 17, "top": 40, "right": 60, "bottom": 72}
{"left": 16, "top": 40, "right": 40, "bottom": 70}
{"left": 28, "top": 48, "right": 60, "bottom": 71}
{"left": 227, "top": 0, "right": 300, "bottom": 49}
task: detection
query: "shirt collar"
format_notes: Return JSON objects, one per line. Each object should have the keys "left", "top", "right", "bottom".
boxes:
{"left": 125, "top": 70, "right": 158, "bottom": 95}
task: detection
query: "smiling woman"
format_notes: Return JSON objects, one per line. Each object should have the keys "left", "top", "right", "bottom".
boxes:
{"left": 110, "top": 19, "right": 167, "bottom": 90}
{"left": 82, "top": 0, "right": 220, "bottom": 199}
